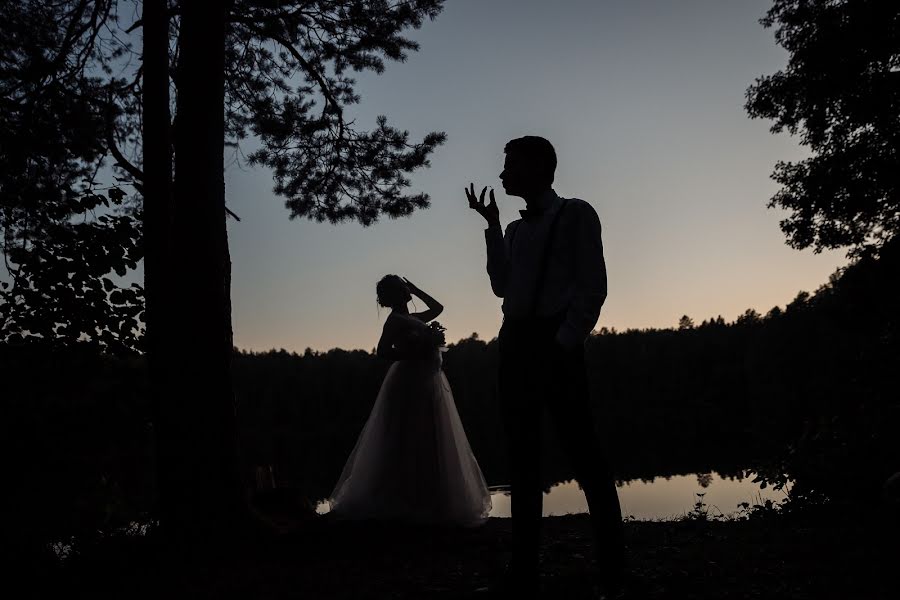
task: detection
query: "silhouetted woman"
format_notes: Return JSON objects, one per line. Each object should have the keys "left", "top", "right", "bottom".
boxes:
{"left": 328, "top": 275, "right": 491, "bottom": 526}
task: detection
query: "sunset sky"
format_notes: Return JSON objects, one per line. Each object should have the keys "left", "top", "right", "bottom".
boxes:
{"left": 223, "top": 0, "right": 847, "bottom": 353}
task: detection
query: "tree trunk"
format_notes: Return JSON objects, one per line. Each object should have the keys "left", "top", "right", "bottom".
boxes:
{"left": 141, "top": 0, "right": 178, "bottom": 535}
{"left": 156, "top": 0, "right": 245, "bottom": 541}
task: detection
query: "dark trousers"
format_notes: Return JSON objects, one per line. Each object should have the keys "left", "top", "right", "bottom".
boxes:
{"left": 498, "top": 315, "right": 624, "bottom": 582}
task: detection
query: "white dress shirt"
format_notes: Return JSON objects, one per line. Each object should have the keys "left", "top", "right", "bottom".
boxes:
{"left": 484, "top": 188, "right": 607, "bottom": 350}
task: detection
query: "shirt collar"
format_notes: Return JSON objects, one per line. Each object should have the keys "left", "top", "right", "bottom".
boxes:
{"left": 519, "top": 189, "right": 560, "bottom": 221}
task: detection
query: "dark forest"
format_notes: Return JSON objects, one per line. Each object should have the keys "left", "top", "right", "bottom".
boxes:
{"left": 5, "top": 240, "right": 897, "bottom": 554}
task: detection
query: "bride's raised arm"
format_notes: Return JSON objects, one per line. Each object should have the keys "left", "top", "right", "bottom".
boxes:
{"left": 403, "top": 278, "right": 443, "bottom": 322}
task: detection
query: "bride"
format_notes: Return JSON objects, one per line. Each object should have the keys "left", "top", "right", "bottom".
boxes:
{"left": 328, "top": 275, "right": 491, "bottom": 527}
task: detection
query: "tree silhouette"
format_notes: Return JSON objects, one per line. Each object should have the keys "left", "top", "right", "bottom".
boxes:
{"left": 678, "top": 315, "right": 695, "bottom": 331}
{"left": 149, "top": 0, "right": 446, "bottom": 541}
{"left": 0, "top": 0, "right": 143, "bottom": 354}
{"left": 227, "top": 1, "right": 447, "bottom": 225}
{"left": 745, "top": 0, "right": 900, "bottom": 258}
{"left": 2, "top": 0, "right": 448, "bottom": 542}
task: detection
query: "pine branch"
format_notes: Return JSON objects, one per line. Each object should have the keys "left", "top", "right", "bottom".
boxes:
{"left": 106, "top": 124, "right": 144, "bottom": 184}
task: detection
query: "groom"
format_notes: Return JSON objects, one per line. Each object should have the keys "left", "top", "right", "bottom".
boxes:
{"left": 467, "top": 136, "right": 624, "bottom": 597}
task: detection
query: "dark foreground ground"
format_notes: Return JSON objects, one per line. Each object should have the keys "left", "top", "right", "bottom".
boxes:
{"left": 21, "top": 508, "right": 891, "bottom": 599}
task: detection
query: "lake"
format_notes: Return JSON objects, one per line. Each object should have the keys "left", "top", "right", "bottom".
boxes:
{"left": 316, "top": 471, "right": 788, "bottom": 520}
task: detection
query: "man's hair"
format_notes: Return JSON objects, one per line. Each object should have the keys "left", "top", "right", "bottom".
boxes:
{"left": 504, "top": 136, "right": 557, "bottom": 185}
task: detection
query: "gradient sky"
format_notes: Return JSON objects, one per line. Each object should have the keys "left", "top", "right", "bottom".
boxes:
{"left": 222, "top": 0, "right": 847, "bottom": 353}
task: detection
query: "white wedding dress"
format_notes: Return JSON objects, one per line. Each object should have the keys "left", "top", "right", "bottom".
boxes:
{"left": 329, "top": 314, "right": 491, "bottom": 527}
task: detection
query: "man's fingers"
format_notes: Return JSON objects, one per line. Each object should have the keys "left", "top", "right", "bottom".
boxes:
{"left": 466, "top": 187, "right": 481, "bottom": 210}
{"left": 467, "top": 183, "right": 497, "bottom": 219}
{"left": 466, "top": 184, "right": 482, "bottom": 209}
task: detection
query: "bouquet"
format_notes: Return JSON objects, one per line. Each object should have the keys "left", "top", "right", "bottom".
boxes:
{"left": 396, "top": 321, "right": 448, "bottom": 360}
{"left": 428, "top": 321, "right": 447, "bottom": 350}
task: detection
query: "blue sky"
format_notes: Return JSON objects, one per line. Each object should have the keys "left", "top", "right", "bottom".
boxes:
{"left": 222, "top": 0, "right": 845, "bottom": 352}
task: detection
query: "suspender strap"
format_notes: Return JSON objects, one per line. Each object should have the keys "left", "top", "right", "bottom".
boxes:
{"left": 508, "top": 220, "right": 522, "bottom": 250}
{"left": 528, "top": 198, "right": 570, "bottom": 316}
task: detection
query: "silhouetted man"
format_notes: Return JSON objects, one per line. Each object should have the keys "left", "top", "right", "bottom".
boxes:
{"left": 467, "top": 136, "right": 624, "bottom": 597}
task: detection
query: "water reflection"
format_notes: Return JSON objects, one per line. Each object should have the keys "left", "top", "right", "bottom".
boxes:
{"left": 616, "top": 472, "right": 789, "bottom": 520}
{"left": 316, "top": 472, "right": 788, "bottom": 520}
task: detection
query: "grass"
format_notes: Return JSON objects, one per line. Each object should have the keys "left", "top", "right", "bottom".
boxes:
{"left": 18, "top": 500, "right": 891, "bottom": 600}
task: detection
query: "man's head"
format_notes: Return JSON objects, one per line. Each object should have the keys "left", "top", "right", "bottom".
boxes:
{"left": 500, "top": 136, "right": 557, "bottom": 198}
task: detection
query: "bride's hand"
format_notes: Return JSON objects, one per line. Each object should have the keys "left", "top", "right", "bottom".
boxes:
{"left": 402, "top": 277, "right": 421, "bottom": 295}
{"left": 466, "top": 183, "right": 500, "bottom": 227}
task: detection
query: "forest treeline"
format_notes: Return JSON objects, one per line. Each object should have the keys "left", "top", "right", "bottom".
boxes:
{"left": 3, "top": 241, "right": 897, "bottom": 551}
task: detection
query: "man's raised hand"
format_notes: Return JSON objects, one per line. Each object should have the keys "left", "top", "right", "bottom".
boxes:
{"left": 466, "top": 183, "right": 500, "bottom": 227}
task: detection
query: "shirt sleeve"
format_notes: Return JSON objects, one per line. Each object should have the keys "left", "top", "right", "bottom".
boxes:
{"left": 485, "top": 222, "right": 513, "bottom": 298}
{"left": 556, "top": 202, "right": 607, "bottom": 350}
